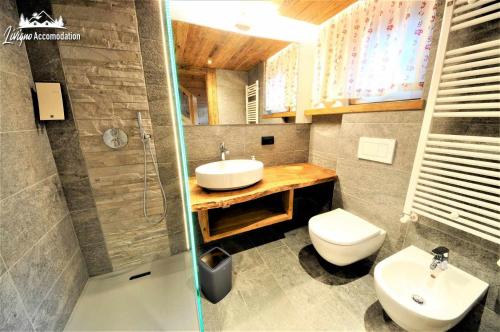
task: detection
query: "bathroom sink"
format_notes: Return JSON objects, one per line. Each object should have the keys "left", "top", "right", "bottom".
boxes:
{"left": 374, "top": 245, "right": 488, "bottom": 332}
{"left": 195, "top": 159, "right": 264, "bottom": 190}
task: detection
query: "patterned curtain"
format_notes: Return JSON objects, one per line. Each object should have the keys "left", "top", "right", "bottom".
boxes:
{"left": 265, "top": 43, "right": 299, "bottom": 113}
{"left": 312, "top": 0, "right": 437, "bottom": 107}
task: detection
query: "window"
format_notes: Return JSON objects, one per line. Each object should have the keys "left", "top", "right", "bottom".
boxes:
{"left": 312, "top": 0, "right": 437, "bottom": 107}
{"left": 265, "top": 43, "right": 299, "bottom": 113}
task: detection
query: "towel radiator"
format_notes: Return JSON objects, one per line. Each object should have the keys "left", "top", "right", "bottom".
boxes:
{"left": 401, "top": 0, "right": 500, "bottom": 245}
{"left": 246, "top": 80, "right": 259, "bottom": 124}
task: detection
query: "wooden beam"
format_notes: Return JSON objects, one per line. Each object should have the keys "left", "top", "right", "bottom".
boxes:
{"left": 305, "top": 99, "right": 425, "bottom": 116}
{"left": 206, "top": 69, "right": 219, "bottom": 125}
{"left": 197, "top": 210, "right": 210, "bottom": 243}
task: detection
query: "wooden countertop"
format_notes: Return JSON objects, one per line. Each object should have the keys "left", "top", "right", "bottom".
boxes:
{"left": 189, "top": 163, "right": 337, "bottom": 211}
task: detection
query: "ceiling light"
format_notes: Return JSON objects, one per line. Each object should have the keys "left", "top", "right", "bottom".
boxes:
{"left": 235, "top": 23, "right": 251, "bottom": 31}
{"left": 207, "top": 58, "right": 213, "bottom": 65}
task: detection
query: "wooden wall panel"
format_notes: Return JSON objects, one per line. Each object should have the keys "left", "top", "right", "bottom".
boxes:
{"left": 206, "top": 69, "right": 219, "bottom": 125}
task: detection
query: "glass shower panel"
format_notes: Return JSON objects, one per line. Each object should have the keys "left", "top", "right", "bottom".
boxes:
{"left": 160, "top": 0, "right": 205, "bottom": 330}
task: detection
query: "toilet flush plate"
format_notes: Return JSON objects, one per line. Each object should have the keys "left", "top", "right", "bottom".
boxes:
{"left": 357, "top": 137, "right": 396, "bottom": 164}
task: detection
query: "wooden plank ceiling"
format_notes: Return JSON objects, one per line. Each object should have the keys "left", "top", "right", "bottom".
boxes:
{"left": 173, "top": 20, "right": 290, "bottom": 71}
{"left": 277, "top": 0, "right": 356, "bottom": 24}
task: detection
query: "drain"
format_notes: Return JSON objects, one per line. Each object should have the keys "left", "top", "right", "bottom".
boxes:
{"left": 129, "top": 271, "right": 151, "bottom": 280}
{"left": 412, "top": 294, "right": 425, "bottom": 305}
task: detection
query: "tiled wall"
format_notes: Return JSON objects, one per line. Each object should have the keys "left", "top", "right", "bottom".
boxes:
{"left": 0, "top": 1, "right": 87, "bottom": 330}
{"left": 18, "top": 0, "right": 113, "bottom": 276}
{"left": 216, "top": 69, "right": 248, "bottom": 125}
{"left": 308, "top": 1, "right": 499, "bottom": 328}
{"left": 184, "top": 124, "right": 310, "bottom": 175}
{"left": 51, "top": 0, "right": 171, "bottom": 271}
{"left": 135, "top": 0, "right": 187, "bottom": 254}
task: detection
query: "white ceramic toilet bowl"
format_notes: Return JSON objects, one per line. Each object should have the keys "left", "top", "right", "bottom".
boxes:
{"left": 309, "top": 208, "right": 386, "bottom": 266}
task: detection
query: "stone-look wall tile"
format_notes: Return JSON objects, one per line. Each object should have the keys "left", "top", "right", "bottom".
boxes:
{"left": 105, "top": 225, "right": 170, "bottom": 271}
{"left": 76, "top": 118, "right": 148, "bottom": 138}
{"left": 0, "top": 0, "right": 18, "bottom": 22}
{"left": 154, "top": 126, "right": 177, "bottom": 163}
{"left": 140, "top": 39, "right": 167, "bottom": 86}
{"left": 216, "top": 69, "right": 248, "bottom": 125}
{"left": 0, "top": 273, "right": 34, "bottom": 332}
{"left": 53, "top": 0, "right": 175, "bottom": 270}
{"left": 31, "top": 250, "right": 87, "bottom": 332}
{"left": 184, "top": 124, "right": 311, "bottom": 175}
{"left": 52, "top": 4, "right": 139, "bottom": 51}
{"left": 166, "top": 232, "right": 188, "bottom": 256}
{"left": 47, "top": 128, "right": 88, "bottom": 177}
{"left": 0, "top": 255, "right": 6, "bottom": 277}
{"left": 244, "top": 124, "right": 310, "bottom": 155}
{"left": 71, "top": 208, "right": 106, "bottom": 245}
{"left": 59, "top": 174, "right": 96, "bottom": 211}
{"left": 308, "top": 115, "right": 342, "bottom": 169}
{"left": 87, "top": 163, "right": 159, "bottom": 200}
{"left": 1, "top": 2, "right": 88, "bottom": 330}
{"left": 51, "top": 0, "right": 135, "bottom": 10}
{"left": 80, "top": 242, "right": 113, "bottom": 276}
{"left": 9, "top": 215, "right": 79, "bottom": 318}
{"left": 0, "top": 73, "right": 37, "bottom": 132}
{"left": 337, "top": 120, "right": 422, "bottom": 173}
{"left": 58, "top": 45, "right": 142, "bottom": 69}
{"left": 335, "top": 159, "right": 411, "bottom": 209}
{"left": 0, "top": 19, "right": 31, "bottom": 79}
{"left": 185, "top": 125, "right": 246, "bottom": 163}
{"left": 134, "top": 0, "right": 163, "bottom": 42}
{"left": 148, "top": 99, "right": 171, "bottom": 126}
{"left": 0, "top": 175, "right": 69, "bottom": 268}
{"left": 342, "top": 109, "right": 424, "bottom": 124}
{"left": 156, "top": 162, "right": 182, "bottom": 200}
{"left": 0, "top": 130, "right": 58, "bottom": 199}
{"left": 136, "top": 0, "right": 186, "bottom": 257}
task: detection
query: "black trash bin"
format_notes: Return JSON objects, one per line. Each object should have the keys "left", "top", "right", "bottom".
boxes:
{"left": 198, "top": 247, "right": 232, "bottom": 303}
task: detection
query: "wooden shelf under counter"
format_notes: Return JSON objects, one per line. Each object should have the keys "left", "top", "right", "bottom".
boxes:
{"left": 190, "top": 163, "right": 337, "bottom": 243}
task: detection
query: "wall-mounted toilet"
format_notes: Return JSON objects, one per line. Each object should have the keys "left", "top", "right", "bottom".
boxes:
{"left": 309, "top": 208, "right": 386, "bottom": 266}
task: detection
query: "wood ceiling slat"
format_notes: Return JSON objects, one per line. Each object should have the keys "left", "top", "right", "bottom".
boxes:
{"left": 173, "top": 21, "right": 289, "bottom": 71}
{"left": 279, "top": 0, "right": 355, "bottom": 24}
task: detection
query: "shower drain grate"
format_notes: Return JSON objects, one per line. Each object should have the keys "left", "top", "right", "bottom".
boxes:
{"left": 129, "top": 271, "right": 151, "bottom": 280}
{"left": 412, "top": 294, "right": 425, "bottom": 305}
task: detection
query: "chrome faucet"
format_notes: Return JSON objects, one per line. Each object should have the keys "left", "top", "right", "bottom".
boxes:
{"left": 219, "top": 142, "right": 229, "bottom": 161}
{"left": 430, "top": 246, "right": 449, "bottom": 273}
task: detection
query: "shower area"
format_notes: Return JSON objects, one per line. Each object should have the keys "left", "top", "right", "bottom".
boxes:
{"left": 0, "top": 0, "right": 202, "bottom": 331}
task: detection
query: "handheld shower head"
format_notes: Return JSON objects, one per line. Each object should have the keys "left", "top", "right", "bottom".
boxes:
{"left": 137, "top": 112, "right": 146, "bottom": 139}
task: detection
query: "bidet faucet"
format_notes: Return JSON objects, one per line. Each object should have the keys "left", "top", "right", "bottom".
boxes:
{"left": 430, "top": 246, "right": 449, "bottom": 272}
{"left": 219, "top": 142, "right": 229, "bottom": 161}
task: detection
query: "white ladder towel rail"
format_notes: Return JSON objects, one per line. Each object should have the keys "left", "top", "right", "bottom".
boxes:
{"left": 401, "top": 0, "right": 500, "bottom": 245}
{"left": 246, "top": 80, "right": 259, "bottom": 124}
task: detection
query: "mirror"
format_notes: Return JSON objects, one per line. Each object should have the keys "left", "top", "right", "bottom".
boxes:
{"left": 172, "top": 21, "right": 294, "bottom": 126}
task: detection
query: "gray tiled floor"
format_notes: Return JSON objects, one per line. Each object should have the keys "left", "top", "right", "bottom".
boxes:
{"left": 200, "top": 226, "right": 403, "bottom": 331}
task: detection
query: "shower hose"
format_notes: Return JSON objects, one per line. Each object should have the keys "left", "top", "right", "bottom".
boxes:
{"left": 141, "top": 134, "right": 168, "bottom": 224}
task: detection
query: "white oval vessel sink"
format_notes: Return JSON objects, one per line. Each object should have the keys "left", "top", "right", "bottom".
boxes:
{"left": 195, "top": 159, "right": 264, "bottom": 190}
{"left": 374, "top": 245, "right": 488, "bottom": 332}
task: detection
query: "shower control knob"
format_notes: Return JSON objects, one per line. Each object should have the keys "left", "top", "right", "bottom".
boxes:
{"left": 103, "top": 128, "right": 128, "bottom": 149}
